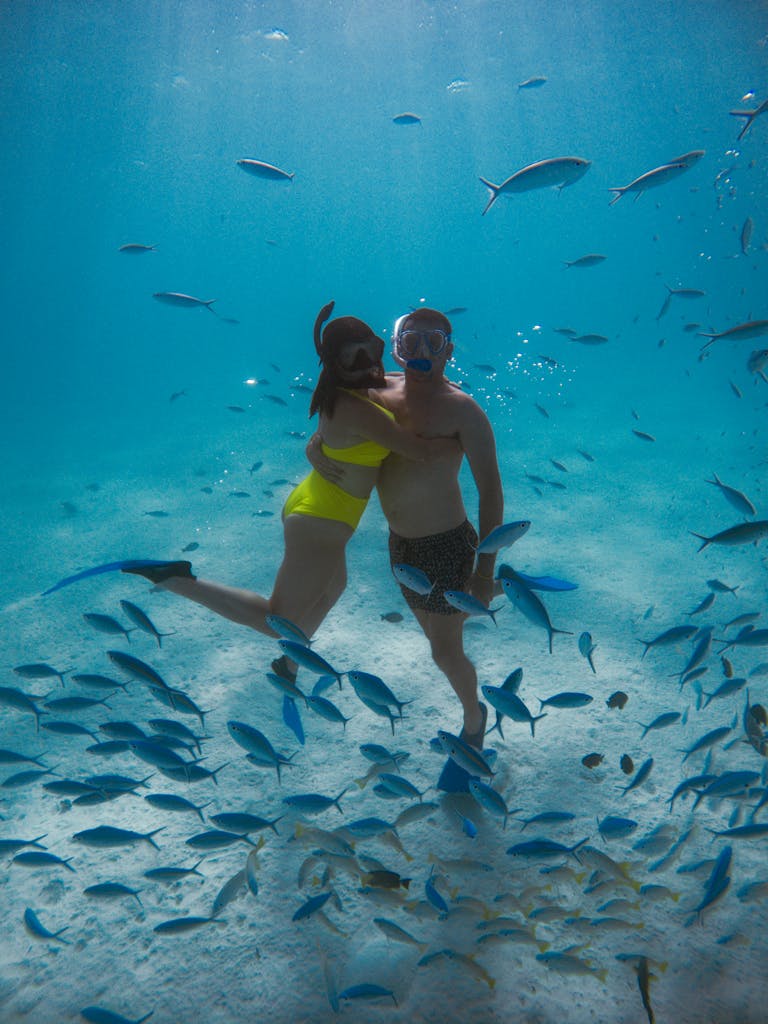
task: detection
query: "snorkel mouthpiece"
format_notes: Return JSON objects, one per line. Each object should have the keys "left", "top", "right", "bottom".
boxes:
{"left": 407, "top": 357, "right": 432, "bottom": 372}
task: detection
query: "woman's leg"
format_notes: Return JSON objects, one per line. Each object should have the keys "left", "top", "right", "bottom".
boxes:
{"left": 269, "top": 515, "right": 352, "bottom": 632}
{"left": 158, "top": 576, "right": 275, "bottom": 634}
{"left": 156, "top": 514, "right": 352, "bottom": 642}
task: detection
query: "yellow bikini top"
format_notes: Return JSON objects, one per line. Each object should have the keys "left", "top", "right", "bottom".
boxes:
{"left": 321, "top": 391, "right": 396, "bottom": 467}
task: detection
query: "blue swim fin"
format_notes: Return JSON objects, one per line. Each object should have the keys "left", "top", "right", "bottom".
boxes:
{"left": 43, "top": 559, "right": 179, "bottom": 596}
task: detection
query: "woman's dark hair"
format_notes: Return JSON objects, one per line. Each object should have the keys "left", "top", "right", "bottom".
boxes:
{"left": 309, "top": 300, "right": 385, "bottom": 418}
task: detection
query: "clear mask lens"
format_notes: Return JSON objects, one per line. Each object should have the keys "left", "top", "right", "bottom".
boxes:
{"left": 397, "top": 328, "right": 449, "bottom": 359}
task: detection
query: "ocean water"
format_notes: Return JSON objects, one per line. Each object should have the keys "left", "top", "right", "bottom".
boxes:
{"left": 1, "top": 1, "right": 767, "bottom": 1021}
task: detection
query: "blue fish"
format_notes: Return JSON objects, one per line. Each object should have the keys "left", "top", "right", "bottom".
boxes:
{"left": 498, "top": 564, "right": 578, "bottom": 591}
{"left": 392, "top": 564, "right": 434, "bottom": 595}
{"left": 278, "top": 641, "right": 342, "bottom": 685}
{"left": 282, "top": 696, "right": 305, "bottom": 746}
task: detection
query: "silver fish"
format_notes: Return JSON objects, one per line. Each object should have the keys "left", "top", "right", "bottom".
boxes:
{"left": 705, "top": 473, "right": 757, "bottom": 517}
{"left": 152, "top": 291, "right": 217, "bottom": 311}
{"left": 480, "top": 156, "right": 591, "bottom": 215}
{"left": 236, "top": 158, "right": 294, "bottom": 181}
{"left": 691, "top": 520, "right": 768, "bottom": 551}
{"left": 608, "top": 160, "right": 692, "bottom": 205}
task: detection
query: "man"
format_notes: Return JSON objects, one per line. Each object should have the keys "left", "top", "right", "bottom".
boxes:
{"left": 316, "top": 308, "right": 503, "bottom": 749}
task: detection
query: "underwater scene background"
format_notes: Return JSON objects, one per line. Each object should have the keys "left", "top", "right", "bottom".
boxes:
{"left": 1, "top": 1, "right": 767, "bottom": 1021}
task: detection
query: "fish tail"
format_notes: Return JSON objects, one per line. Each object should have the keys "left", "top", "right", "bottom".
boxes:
{"left": 531, "top": 712, "right": 547, "bottom": 737}
{"left": 689, "top": 531, "right": 710, "bottom": 552}
{"left": 479, "top": 177, "right": 500, "bottom": 216}
{"left": 569, "top": 837, "right": 590, "bottom": 863}
{"left": 608, "top": 188, "right": 624, "bottom": 206}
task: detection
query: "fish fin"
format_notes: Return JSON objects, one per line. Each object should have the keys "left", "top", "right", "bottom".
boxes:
{"left": 479, "top": 178, "right": 500, "bottom": 216}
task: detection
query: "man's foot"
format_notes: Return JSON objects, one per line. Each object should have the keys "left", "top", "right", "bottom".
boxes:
{"left": 122, "top": 560, "right": 196, "bottom": 584}
{"left": 271, "top": 655, "right": 297, "bottom": 685}
{"left": 460, "top": 702, "right": 487, "bottom": 750}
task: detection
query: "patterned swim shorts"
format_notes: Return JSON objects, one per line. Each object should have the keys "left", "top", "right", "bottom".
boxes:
{"left": 389, "top": 519, "right": 478, "bottom": 615}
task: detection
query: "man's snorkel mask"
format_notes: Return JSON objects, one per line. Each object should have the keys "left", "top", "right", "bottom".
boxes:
{"left": 392, "top": 313, "right": 452, "bottom": 373}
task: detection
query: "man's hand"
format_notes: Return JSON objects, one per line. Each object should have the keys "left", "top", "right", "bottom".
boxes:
{"left": 305, "top": 432, "right": 344, "bottom": 484}
{"left": 469, "top": 572, "right": 495, "bottom": 607}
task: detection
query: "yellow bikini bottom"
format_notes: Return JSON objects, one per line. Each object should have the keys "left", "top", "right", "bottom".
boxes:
{"left": 282, "top": 470, "right": 369, "bottom": 530}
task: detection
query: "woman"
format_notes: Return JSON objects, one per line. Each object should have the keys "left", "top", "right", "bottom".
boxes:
{"left": 124, "top": 301, "right": 458, "bottom": 679}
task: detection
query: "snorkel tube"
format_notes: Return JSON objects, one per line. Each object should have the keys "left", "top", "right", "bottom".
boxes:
{"left": 314, "top": 299, "right": 336, "bottom": 359}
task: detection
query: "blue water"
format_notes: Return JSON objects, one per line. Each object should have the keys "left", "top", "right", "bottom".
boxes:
{"left": 2, "top": 2, "right": 767, "bottom": 1021}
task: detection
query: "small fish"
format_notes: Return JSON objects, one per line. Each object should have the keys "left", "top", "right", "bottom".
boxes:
{"left": 264, "top": 610, "right": 313, "bottom": 643}
{"left": 500, "top": 568, "right": 572, "bottom": 652}
{"left": 373, "top": 917, "right": 425, "bottom": 948}
{"left": 620, "top": 754, "right": 634, "bottom": 775}
{"left": 740, "top": 216, "right": 754, "bottom": 255}
{"left": 572, "top": 333, "right": 609, "bottom": 345}
{"left": 118, "top": 243, "right": 156, "bottom": 253}
{"left": 621, "top": 756, "right": 654, "bottom": 795}
{"left": 337, "top": 984, "right": 397, "bottom": 1007}
{"left": 144, "top": 861, "right": 205, "bottom": 883}
{"left": 538, "top": 691, "right": 593, "bottom": 710}
{"left": 84, "top": 882, "right": 143, "bottom": 905}
{"left": 475, "top": 520, "right": 531, "bottom": 553}
{"left": 688, "top": 592, "right": 715, "bottom": 615}
{"left": 392, "top": 563, "right": 433, "bottom": 595}
{"left": 392, "top": 112, "right": 421, "bottom": 125}
{"left": 380, "top": 611, "right": 404, "bottom": 623}
{"left": 699, "top": 320, "right": 768, "bottom": 348}
{"left": 638, "top": 624, "right": 697, "bottom": 657}
{"left": 598, "top": 815, "right": 638, "bottom": 841}
{"left": 481, "top": 685, "right": 546, "bottom": 738}
{"left": 632, "top": 429, "right": 656, "bottom": 442}
{"left": 292, "top": 890, "right": 334, "bottom": 922}
{"left": 82, "top": 613, "right": 132, "bottom": 642}
{"left": 181, "top": 542, "right": 199, "bottom": 552}
{"left": 518, "top": 75, "right": 547, "bottom": 89}
{"left": 72, "top": 825, "right": 164, "bottom": 850}
{"left": 153, "top": 292, "right": 217, "bottom": 311}
{"left": 13, "top": 662, "right": 67, "bottom": 685}
{"left": 563, "top": 253, "right": 606, "bottom": 268}
{"left": 278, "top": 640, "right": 342, "bottom": 683}
{"left": 705, "top": 473, "right": 757, "bottom": 517}
{"left": 153, "top": 915, "right": 224, "bottom": 935}
{"left": 119, "top": 600, "right": 173, "bottom": 647}
{"left": 186, "top": 829, "right": 255, "bottom": 851}
{"left": 607, "top": 691, "right": 628, "bottom": 709}
{"left": 12, "top": 851, "right": 76, "bottom": 871}
{"left": 23, "top": 907, "right": 70, "bottom": 944}
{"left": 681, "top": 725, "right": 732, "bottom": 762}
{"left": 437, "top": 731, "right": 495, "bottom": 777}
{"left": 691, "top": 520, "right": 768, "bottom": 552}
{"left": 480, "top": 156, "right": 591, "bottom": 215}
{"left": 639, "top": 712, "right": 681, "bottom": 738}
{"left": 236, "top": 158, "right": 294, "bottom": 181}
{"left": 608, "top": 160, "right": 693, "bottom": 205}
{"left": 444, "top": 589, "right": 503, "bottom": 623}
{"left": 582, "top": 752, "right": 604, "bottom": 769}
{"left": 507, "top": 838, "right": 588, "bottom": 862}
{"left": 578, "top": 632, "right": 597, "bottom": 673}
{"left": 730, "top": 96, "right": 768, "bottom": 140}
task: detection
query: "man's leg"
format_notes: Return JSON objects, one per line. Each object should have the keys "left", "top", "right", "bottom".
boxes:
{"left": 412, "top": 608, "right": 484, "bottom": 740}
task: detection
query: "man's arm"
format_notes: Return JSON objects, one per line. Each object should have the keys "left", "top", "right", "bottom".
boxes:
{"left": 459, "top": 398, "right": 504, "bottom": 603}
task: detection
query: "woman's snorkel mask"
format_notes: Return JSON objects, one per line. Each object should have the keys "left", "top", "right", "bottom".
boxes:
{"left": 313, "top": 301, "right": 385, "bottom": 386}
{"left": 392, "top": 313, "right": 451, "bottom": 373}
